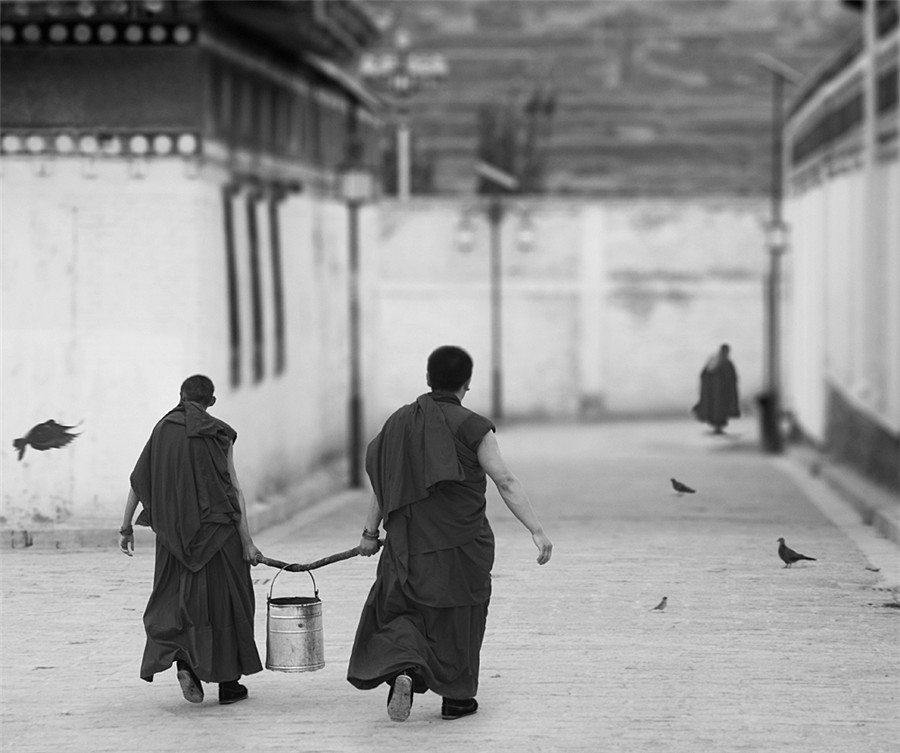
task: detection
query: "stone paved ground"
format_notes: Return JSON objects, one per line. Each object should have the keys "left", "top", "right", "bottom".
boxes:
{"left": 1, "top": 419, "right": 898, "bottom": 753}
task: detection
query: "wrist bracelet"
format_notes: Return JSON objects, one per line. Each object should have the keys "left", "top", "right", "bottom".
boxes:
{"left": 361, "top": 528, "right": 379, "bottom": 541}
{"left": 120, "top": 526, "right": 133, "bottom": 536}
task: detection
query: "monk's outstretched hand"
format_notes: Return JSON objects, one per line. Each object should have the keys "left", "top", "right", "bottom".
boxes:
{"left": 532, "top": 530, "right": 552, "bottom": 565}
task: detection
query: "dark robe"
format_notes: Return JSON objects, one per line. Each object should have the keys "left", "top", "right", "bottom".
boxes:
{"left": 347, "top": 391, "right": 495, "bottom": 699}
{"left": 130, "top": 400, "right": 262, "bottom": 683}
{"left": 692, "top": 354, "right": 740, "bottom": 429}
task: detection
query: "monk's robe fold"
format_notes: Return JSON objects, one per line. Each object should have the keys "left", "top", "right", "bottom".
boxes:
{"left": 131, "top": 400, "right": 261, "bottom": 683}
{"left": 348, "top": 391, "right": 496, "bottom": 698}
{"left": 130, "top": 400, "right": 241, "bottom": 571}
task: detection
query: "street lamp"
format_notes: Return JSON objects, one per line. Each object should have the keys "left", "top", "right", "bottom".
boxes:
{"left": 487, "top": 193, "right": 505, "bottom": 421}
{"left": 339, "top": 148, "right": 375, "bottom": 488}
{"left": 755, "top": 53, "right": 803, "bottom": 454}
{"left": 359, "top": 27, "right": 447, "bottom": 201}
{"left": 459, "top": 161, "right": 531, "bottom": 421}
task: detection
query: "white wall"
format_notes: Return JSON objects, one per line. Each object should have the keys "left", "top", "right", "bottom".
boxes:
{"left": 785, "top": 155, "right": 900, "bottom": 442}
{"left": 1, "top": 157, "right": 351, "bottom": 527}
{"left": 601, "top": 200, "right": 766, "bottom": 414}
{"left": 0, "top": 155, "right": 774, "bottom": 527}
{"left": 363, "top": 197, "right": 768, "bottom": 429}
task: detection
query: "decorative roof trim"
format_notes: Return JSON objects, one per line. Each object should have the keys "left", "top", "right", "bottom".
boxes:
{"left": 1, "top": 129, "right": 200, "bottom": 157}
{"left": 0, "top": 18, "right": 195, "bottom": 45}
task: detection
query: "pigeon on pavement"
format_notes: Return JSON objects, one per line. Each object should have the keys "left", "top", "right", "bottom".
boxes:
{"left": 670, "top": 478, "right": 696, "bottom": 496}
{"left": 650, "top": 597, "right": 667, "bottom": 611}
{"left": 777, "top": 537, "right": 817, "bottom": 568}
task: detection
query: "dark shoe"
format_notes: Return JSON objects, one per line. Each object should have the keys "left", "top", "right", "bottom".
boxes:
{"left": 441, "top": 697, "right": 478, "bottom": 720}
{"left": 218, "top": 680, "right": 248, "bottom": 705}
{"left": 387, "top": 673, "right": 413, "bottom": 722}
{"left": 175, "top": 661, "right": 203, "bottom": 704}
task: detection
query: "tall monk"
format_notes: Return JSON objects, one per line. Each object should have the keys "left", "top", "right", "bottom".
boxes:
{"left": 119, "top": 375, "right": 264, "bottom": 706}
{"left": 692, "top": 343, "right": 741, "bottom": 434}
{"left": 347, "top": 345, "right": 553, "bottom": 722}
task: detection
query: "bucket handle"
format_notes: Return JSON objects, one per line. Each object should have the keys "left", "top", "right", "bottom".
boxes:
{"left": 268, "top": 567, "right": 318, "bottom": 602}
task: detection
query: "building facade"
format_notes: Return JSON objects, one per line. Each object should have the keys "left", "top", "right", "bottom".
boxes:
{"left": 0, "top": 0, "right": 381, "bottom": 529}
{"left": 784, "top": 1, "right": 899, "bottom": 490}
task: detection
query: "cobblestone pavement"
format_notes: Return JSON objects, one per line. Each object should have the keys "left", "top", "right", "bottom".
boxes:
{"left": 2, "top": 420, "right": 898, "bottom": 753}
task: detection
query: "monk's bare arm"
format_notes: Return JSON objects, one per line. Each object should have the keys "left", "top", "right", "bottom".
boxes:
{"left": 358, "top": 493, "right": 382, "bottom": 556}
{"left": 477, "top": 432, "right": 552, "bottom": 565}
{"left": 119, "top": 487, "right": 140, "bottom": 556}
{"left": 227, "top": 444, "right": 263, "bottom": 564}
{"left": 122, "top": 488, "right": 139, "bottom": 530}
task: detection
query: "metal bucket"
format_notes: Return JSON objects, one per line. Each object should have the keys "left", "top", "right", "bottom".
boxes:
{"left": 266, "top": 569, "right": 325, "bottom": 672}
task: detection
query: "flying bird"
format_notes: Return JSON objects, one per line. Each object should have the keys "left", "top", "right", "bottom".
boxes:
{"left": 670, "top": 478, "right": 696, "bottom": 496}
{"left": 650, "top": 597, "right": 667, "bottom": 611}
{"left": 777, "top": 537, "right": 817, "bottom": 568}
{"left": 13, "top": 419, "right": 80, "bottom": 461}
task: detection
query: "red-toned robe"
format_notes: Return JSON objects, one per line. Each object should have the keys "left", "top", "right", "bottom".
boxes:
{"left": 130, "top": 400, "right": 262, "bottom": 683}
{"left": 347, "top": 391, "right": 496, "bottom": 699}
{"left": 692, "top": 354, "right": 740, "bottom": 429}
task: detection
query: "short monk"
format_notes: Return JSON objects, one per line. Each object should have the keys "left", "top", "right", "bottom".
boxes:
{"left": 120, "top": 375, "right": 264, "bottom": 706}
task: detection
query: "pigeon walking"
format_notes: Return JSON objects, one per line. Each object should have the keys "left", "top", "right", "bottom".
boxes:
{"left": 670, "top": 478, "right": 696, "bottom": 496}
{"left": 777, "top": 537, "right": 817, "bottom": 568}
{"left": 650, "top": 596, "right": 667, "bottom": 611}
{"left": 13, "top": 419, "right": 80, "bottom": 460}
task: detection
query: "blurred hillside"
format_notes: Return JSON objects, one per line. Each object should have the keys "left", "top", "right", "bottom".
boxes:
{"left": 358, "top": 0, "right": 859, "bottom": 196}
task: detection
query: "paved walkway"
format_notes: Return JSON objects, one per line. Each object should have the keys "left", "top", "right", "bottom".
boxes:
{"left": 1, "top": 420, "right": 898, "bottom": 753}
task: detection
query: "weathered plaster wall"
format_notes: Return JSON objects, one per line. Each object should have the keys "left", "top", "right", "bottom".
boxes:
{"left": 1, "top": 158, "right": 352, "bottom": 527}
{"left": 363, "top": 197, "right": 768, "bottom": 429}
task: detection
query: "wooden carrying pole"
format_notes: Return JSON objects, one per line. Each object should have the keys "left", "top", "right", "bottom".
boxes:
{"left": 258, "top": 541, "right": 382, "bottom": 572}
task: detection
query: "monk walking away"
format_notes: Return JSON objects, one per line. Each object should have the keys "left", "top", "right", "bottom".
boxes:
{"left": 347, "top": 345, "right": 553, "bottom": 722}
{"left": 119, "top": 375, "right": 265, "bottom": 706}
{"left": 692, "top": 343, "right": 741, "bottom": 434}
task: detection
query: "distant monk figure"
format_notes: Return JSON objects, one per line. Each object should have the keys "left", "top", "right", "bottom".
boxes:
{"left": 692, "top": 343, "right": 740, "bottom": 434}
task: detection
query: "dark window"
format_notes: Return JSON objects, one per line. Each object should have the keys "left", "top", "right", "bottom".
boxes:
{"left": 280, "top": 87, "right": 292, "bottom": 155}
{"left": 230, "top": 70, "right": 243, "bottom": 143}
{"left": 791, "top": 90, "right": 864, "bottom": 166}
{"left": 310, "top": 89, "right": 322, "bottom": 164}
{"left": 222, "top": 186, "right": 242, "bottom": 388}
{"left": 271, "top": 85, "right": 284, "bottom": 153}
{"left": 290, "top": 94, "right": 303, "bottom": 157}
{"left": 239, "top": 75, "right": 254, "bottom": 145}
{"left": 269, "top": 195, "right": 286, "bottom": 375}
{"left": 257, "top": 82, "right": 270, "bottom": 152}
{"left": 246, "top": 192, "right": 265, "bottom": 383}
{"left": 877, "top": 65, "right": 898, "bottom": 115}
{"left": 207, "top": 58, "right": 221, "bottom": 137}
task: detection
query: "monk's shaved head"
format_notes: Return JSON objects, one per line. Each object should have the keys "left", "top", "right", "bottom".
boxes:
{"left": 180, "top": 374, "right": 215, "bottom": 407}
{"left": 427, "top": 346, "right": 473, "bottom": 392}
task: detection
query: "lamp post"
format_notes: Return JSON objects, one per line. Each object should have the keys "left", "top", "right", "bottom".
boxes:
{"left": 359, "top": 27, "right": 447, "bottom": 201}
{"left": 487, "top": 193, "right": 505, "bottom": 421}
{"left": 461, "top": 161, "right": 522, "bottom": 421}
{"left": 457, "top": 198, "right": 537, "bottom": 422}
{"left": 764, "top": 218, "right": 788, "bottom": 453}
{"left": 756, "top": 53, "right": 802, "bottom": 454}
{"left": 339, "top": 151, "right": 375, "bottom": 488}
{"left": 458, "top": 194, "right": 510, "bottom": 421}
